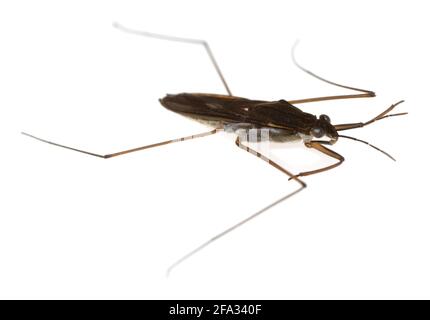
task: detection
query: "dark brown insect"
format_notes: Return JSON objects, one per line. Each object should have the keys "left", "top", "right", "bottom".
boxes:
{"left": 22, "top": 23, "right": 407, "bottom": 274}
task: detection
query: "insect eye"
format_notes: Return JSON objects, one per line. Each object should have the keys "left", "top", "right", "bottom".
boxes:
{"left": 320, "top": 114, "right": 331, "bottom": 123}
{"left": 311, "top": 127, "right": 325, "bottom": 138}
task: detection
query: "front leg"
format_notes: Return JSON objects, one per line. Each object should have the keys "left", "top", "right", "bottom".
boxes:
{"left": 289, "top": 141, "right": 344, "bottom": 180}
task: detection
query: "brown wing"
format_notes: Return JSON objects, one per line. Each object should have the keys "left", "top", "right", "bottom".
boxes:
{"left": 159, "top": 93, "right": 317, "bottom": 132}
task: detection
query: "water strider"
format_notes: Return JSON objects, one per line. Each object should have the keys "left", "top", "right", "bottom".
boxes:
{"left": 22, "top": 23, "right": 407, "bottom": 275}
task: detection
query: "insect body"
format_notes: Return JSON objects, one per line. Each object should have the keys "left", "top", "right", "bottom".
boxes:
{"left": 22, "top": 23, "right": 407, "bottom": 274}
{"left": 161, "top": 92, "right": 338, "bottom": 143}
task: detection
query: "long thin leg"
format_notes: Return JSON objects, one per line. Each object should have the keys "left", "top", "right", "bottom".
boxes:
{"left": 288, "top": 93, "right": 375, "bottom": 105}
{"left": 113, "top": 22, "right": 232, "bottom": 96}
{"left": 289, "top": 141, "right": 344, "bottom": 179}
{"left": 166, "top": 136, "right": 306, "bottom": 276}
{"left": 21, "top": 129, "right": 220, "bottom": 158}
{"left": 334, "top": 100, "right": 407, "bottom": 131}
{"left": 290, "top": 41, "right": 375, "bottom": 104}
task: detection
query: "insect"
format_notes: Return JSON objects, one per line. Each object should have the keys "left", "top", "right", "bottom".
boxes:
{"left": 22, "top": 23, "right": 407, "bottom": 275}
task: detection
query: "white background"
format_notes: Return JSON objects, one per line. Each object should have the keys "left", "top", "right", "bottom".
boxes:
{"left": 1, "top": 0, "right": 429, "bottom": 299}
